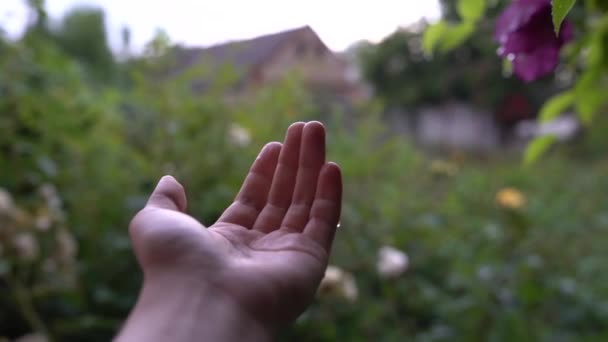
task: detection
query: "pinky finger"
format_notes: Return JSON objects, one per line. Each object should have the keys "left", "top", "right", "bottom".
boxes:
{"left": 303, "top": 162, "right": 342, "bottom": 252}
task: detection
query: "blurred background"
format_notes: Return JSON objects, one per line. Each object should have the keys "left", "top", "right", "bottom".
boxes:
{"left": 1, "top": 0, "right": 608, "bottom": 341}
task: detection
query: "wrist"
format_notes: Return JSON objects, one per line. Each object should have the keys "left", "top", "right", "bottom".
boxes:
{"left": 115, "top": 274, "right": 274, "bottom": 342}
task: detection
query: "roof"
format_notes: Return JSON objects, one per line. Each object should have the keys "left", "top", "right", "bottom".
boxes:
{"left": 171, "top": 26, "right": 318, "bottom": 76}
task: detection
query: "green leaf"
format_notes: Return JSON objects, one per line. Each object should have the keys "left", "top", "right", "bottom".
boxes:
{"left": 502, "top": 58, "right": 513, "bottom": 77}
{"left": 551, "top": 0, "right": 577, "bottom": 35}
{"left": 439, "top": 22, "right": 475, "bottom": 52}
{"left": 422, "top": 21, "right": 447, "bottom": 56}
{"left": 574, "top": 69, "right": 605, "bottom": 125}
{"left": 585, "top": 35, "right": 603, "bottom": 67}
{"left": 575, "top": 90, "right": 605, "bottom": 124}
{"left": 524, "top": 135, "right": 556, "bottom": 166}
{"left": 458, "top": 0, "right": 486, "bottom": 22}
{"left": 539, "top": 91, "right": 575, "bottom": 122}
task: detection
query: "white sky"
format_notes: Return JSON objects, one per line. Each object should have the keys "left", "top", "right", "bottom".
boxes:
{"left": 1, "top": 0, "right": 440, "bottom": 52}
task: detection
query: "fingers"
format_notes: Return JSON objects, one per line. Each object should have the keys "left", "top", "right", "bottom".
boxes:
{"left": 146, "top": 175, "right": 188, "bottom": 212}
{"left": 252, "top": 122, "right": 305, "bottom": 232}
{"left": 303, "top": 162, "right": 342, "bottom": 252}
{"left": 280, "top": 121, "right": 326, "bottom": 232}
{"left": 216, "top": 142, "right": 282, "bottom": 228}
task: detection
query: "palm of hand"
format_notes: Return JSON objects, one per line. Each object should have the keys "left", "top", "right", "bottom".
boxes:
{"left": 129, "top": 122, "right": 342, "bottom": 326}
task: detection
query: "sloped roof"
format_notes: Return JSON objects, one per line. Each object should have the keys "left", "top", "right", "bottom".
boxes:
{"left": 171, "top": 26, "right": 317, "bottom": 75}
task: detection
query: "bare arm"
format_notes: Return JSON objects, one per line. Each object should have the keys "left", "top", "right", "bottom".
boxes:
{"left": 115, "top": 121, "right": 342, "bottom": 341}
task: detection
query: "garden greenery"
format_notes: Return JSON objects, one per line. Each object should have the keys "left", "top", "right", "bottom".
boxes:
{"left": 2, "top": 2, "right": 608, "bottom": 341}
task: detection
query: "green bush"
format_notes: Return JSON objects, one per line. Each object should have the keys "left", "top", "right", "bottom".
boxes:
{"left": 285, "top": 155, "right": 608, "bottom": 341}
{"left": 2, "top": 27, "right": 608, "bottom": 342}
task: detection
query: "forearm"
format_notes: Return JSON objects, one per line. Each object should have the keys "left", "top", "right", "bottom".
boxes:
{"left": 114, "top": 276, "right": 274, "bottom": 342}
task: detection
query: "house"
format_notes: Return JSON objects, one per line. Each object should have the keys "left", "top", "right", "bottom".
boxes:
{"left": 384, "top": 98, "right": 581, "bottom": 152}
{"left": 168, "top": 26, "right": 369, "bottom": 104}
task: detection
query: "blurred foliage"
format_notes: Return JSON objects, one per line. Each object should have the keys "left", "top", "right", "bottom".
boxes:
{"left": 422, "top": 0, "right": 608, "bottom": 163}
{"left": 2, "top": 2, "right": 608, "bottom": 342}
{"left": 21, "top": 2, "right": 117, "bottom": 83}
{"left": 50, "top": 6, "right": 116, "bottom": 83}
{"left": 359, "top": 0, "right": 556, "bottom": 129}
{"left": 284, "top": 153, "right": 608, "bottom": 342}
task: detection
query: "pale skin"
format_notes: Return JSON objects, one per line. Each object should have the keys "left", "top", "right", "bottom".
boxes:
{"left": 115, "top": 121, "right": 343, "bottom": 341}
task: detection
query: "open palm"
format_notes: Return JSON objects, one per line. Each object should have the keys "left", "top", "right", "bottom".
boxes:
{"left": 128, "top": 121, "right": 342, "bottom": 328}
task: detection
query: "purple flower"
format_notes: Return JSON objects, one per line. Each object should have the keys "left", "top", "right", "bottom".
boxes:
{"left": 495, "top": 0, "right": 573, "bottom": 82}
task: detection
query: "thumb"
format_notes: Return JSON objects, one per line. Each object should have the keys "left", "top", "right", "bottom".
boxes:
{"left": 146, "top": 175, "right": 188, "bottom": 212}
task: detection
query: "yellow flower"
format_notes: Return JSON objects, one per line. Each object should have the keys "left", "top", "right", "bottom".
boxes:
{"left": 496, "top": 187, "right": 526, "bottom": 210}
{"left": 430, "top": 159, "right": 458, "bottom": 177}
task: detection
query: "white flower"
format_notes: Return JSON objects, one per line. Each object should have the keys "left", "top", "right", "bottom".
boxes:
{"left": 12, "top": 233, "right": 39, "bottom": 261}
{"left": 477, "top": 265, "right": 493, "bottom": 281}
{"left": 35, "top": 212, "right": 52, "bottom": 231}
{"left": 559, "top": 278, "right": 577, "bottom": 295}
{"left": 320, "top": 265, "right": 343, "bottom": 288}
{"left": 0, "top": 188, "right": 14, "bottom": 215}
{"left": 228, "top": 123, "right": 251, "bottom": 147}
{"left": 318, "top": 265, "right": 358, "bottom": 302}
{"left": 341, "top": 274, "right": 358, "bottom": 302}
{"left": 377, "top": 246, "right": 409, "bottom": 278}
{"left": 40, "top": 183, "right": 62, "bottom": 211}
{"left": 56, "top": 229, "right": 78, "bottom": 261}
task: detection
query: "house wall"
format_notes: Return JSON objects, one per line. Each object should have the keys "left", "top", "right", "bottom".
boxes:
{"left": 386, "top": 103, "right": 501, "bottom": 151}
{"left": 254, "top": 30, "right": 369, "bottom": 102}
{"left": 260, "top": 31, "right": 346, "bottom": 84}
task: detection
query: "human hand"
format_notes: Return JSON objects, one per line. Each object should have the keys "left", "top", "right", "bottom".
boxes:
{"left": 116, "top": 121, "right": 342, "bottom": 342}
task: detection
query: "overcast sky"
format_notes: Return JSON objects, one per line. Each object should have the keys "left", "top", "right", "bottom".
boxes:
{"left": 2, "top": 0, "right": 440, "bottom": 52}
